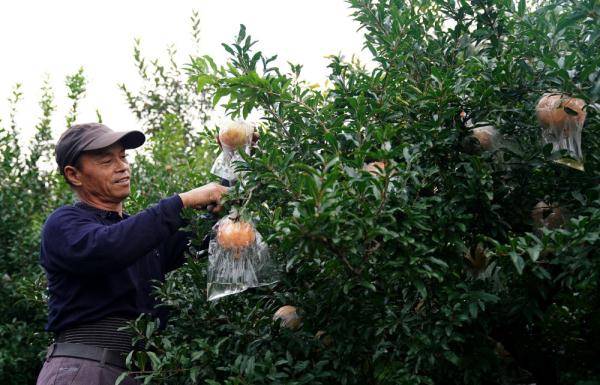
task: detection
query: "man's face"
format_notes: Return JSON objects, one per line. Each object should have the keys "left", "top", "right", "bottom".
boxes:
{"left": 72, "top": 142, "right": 131, "bottom": 203}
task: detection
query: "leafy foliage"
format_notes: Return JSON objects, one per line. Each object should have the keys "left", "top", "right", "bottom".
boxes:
{"left": 129, "top": 1, "right": 599, "bottom": 384}
{"left": 2, "top": 1, "right": 599, "bottom": 385}
{"left": 0, "top": 77, "right": 74, "bottom": 384}
{"left": 0, "top": 18, "right": 214, "bottom": 383}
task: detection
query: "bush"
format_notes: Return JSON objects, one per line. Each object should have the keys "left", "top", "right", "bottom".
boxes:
{"left": 126, "top": 1, "right": 599, "bottom": 384}
{"left": 0, "top": 78, "right": 75, "bottom": 384}
{"left": 2, "top": 2, "right": 599, "bottom": 384}
{"left": 0, "top": 14, "right": 214, "bottom": 382}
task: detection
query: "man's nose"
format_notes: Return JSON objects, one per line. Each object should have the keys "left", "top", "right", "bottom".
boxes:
{"left": 116, "top": 157, "right": 129, "bottom": 172}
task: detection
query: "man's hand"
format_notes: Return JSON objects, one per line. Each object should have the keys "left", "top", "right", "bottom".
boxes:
{"left": 179, "top": 183, "right": 228, "bottom": 212}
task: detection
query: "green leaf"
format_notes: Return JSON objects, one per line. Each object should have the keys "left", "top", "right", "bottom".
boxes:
{"left": 469, "top": 302, "right": 478, "bottom": 318}
{"left": 190, "top": 366, "right": 200, "bottom": 382}
{"left": 147, "top": 351, "right": 161, "bottom": 371}
{"left": 203, "top": 55, "right": 218, "bottom": 72}
{"left": 125, "top": 350, "right": 133, "bottom": 368}
{"left": 509, "top": 251, "right": 525, "bottom": 274}
{"left": 360, "top": 281, "right": 377, "bottom": 292}
{"left": 196, "top": 74, "right": 214, "bottom": 92}
{"left": 115, "top": 372, "right": 129, "bottom": 385}
{"left": 221, "top": 43, "right": 235, "bottom": 56}
{"left": 212, "top": 88, "right": 228, "bottom": 107}
{"left": 375, "top": 226, "right": 399, "bottom": 240}
{"left": 414, "top": 280, "right": 427, "bottom": 299}
{"left": 242, "top": 98, "right": 255, "bottom": 118}
{"left": 517, "top": 0, "right": 526, "bottom": 16}
{"left": 526, "top": 244, "right": 542, "bottom": 262}
{"left": 145, "top": 320, "right": 155, "bottom": 339}
{"left": 444, "top": 351, "right": 460, "bottom": 366}
{"left": 236, "top": 24, "right": 247, "bottom": 44}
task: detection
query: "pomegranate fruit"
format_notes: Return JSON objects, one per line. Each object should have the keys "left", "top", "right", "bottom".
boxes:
{"left": 536, "top": 93, "right": 586, "bottom": 170}
{"left": 218, "top": 121, "right": 253, "bottom": 150}
{"left": 531, "top": 201, "right": 568, "bottom": 230}
{"left": 315, "top": 330, "right": 334, "bottom": 347}
{"left": 471, "top": 126, "right": 498, "bottom": 151}
{"left": 536, "top": 94, "right": 586, "bottom": 134}
{"left": 273, "top": 305, "right": 302, "bottom": 330}
{"left": 364, "top": 161, "right": 386, "bottom": 176}
{"left": 464, "top": 243, "right": 487, "bottom": 270}
{"left": 216, "top": 218, "right": 256, "bottom": 253}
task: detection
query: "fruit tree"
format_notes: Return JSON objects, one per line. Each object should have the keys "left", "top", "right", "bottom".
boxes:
{"left": 124, "top": 1, "right": 600, "bottom": 384}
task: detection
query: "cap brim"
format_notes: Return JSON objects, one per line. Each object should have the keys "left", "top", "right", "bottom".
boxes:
{"left": 84, "top": 130, "right": 146, "bottom": 151}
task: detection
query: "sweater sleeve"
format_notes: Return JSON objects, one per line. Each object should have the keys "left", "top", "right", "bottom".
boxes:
{"left": 160, "top": 230, "right": 193, "bottom": 273}
{"left": 41, "top": 195, "right": 185, "bottom": 275}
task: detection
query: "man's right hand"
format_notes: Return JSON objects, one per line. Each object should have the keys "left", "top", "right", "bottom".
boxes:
{"left": 179, "top": 183, "right": 228, "bottom": 212}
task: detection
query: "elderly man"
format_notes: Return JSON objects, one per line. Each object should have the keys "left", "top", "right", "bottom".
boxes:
{"left": 36, "top": 123, "right": 227, "bottom": 385}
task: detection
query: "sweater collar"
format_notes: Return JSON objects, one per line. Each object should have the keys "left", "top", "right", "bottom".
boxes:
{"left": 74, "top": 201, "right": 129, "bottom": 219}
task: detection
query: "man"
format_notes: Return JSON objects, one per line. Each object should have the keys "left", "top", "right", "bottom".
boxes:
{"left": 36, "top": 123, "right": 227, "bottom": 385}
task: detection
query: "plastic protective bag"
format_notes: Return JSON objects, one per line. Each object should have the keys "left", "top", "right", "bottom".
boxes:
{"left": 207, "top": 213, "right": 277, "bottom": 301}
{"left": 471, "top": 125, "right": 500, "bottom": 151}
{"left": 536, "top": 93, "right": 586, "bottom": 171}
{"left": 210, "top": 121, "right": 254, "bottom": 183}
{"left": 362, "top": 160, "right": 400, "bottom": 195}
{"left": 460, "top": 112, "right": 503, "bottom": 153}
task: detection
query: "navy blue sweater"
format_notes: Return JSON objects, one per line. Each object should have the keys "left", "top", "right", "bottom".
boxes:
{"left": 40, "top": 195, "right": 189, "bottom": 332}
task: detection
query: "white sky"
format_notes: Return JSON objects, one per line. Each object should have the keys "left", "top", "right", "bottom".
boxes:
{"left": 0, "top": 0, "right": 372, "bottom": 147}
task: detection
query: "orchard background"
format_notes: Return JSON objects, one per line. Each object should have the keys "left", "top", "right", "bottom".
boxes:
{"left": 1, "top": 1, "right": 599, "bottom": 384}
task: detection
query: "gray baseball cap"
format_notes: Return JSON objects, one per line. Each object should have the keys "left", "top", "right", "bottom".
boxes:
{"left": 55, "top": 123, "right": 145, "bottom": 174}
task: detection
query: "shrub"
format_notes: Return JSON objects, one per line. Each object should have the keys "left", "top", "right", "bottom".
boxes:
{"left": 0, "top": 77, "right": 74, "bottom": 384}
{"left": 0, "top": 13, "right": 214, "bottom": 382}
{"left": 126, "top": 1, "right": 599, "bottom": 384}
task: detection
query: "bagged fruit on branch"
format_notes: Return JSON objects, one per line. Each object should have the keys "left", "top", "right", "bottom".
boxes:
{"left": 211, "top": 121, "right": 254, "bottom": 182}
{"left": 207, "top": 211, "right": 277, "bottom": 301}
{"left": 471, "top": 125, "right": 500, "bottom": 151}
{"left": 363, "top": 161, "right": 388, "bottom": 176}
{"left": 531, "top": 201, "right": 570, "bottom": 232}
{"left": 461, "top": 112, "right": 502, "bottom": 152}
{"left": 536, "top": 93, "right": 587, "bottom": 171}
{"left": 273, "top": 305, "right": 303, "bottom": 331}
{"left": 363, "top": 160, "right": 400, "bottom": 194}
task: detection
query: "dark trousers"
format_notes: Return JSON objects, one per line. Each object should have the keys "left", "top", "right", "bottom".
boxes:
{"left": 36, "top": 356, "right": 138, "bottom": 385}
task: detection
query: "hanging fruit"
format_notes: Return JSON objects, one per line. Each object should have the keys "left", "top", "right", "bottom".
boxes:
{"left": 363, "top": 161, "right": 386, "bottom": 176}
{"left": 216, "top": 217, "right": 257, "bottom": 254}
{"left": 536, "top": 93, "right": 586, "bottom": 170}
{"left": 273, "top": 305, "right": 302, "bottom": 330}
{"left": 531, "top": 201, "right": 569, "bottom": 230}
{"left": 218, "top": 121, "right": 254, "bottom": 150}
{"left": 471, "top": 125, "right": 499, "bottom": 151}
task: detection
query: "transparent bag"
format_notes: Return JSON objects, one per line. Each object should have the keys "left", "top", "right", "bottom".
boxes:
{"left": 210, "top": 121, "right": 254, "bottom": 183}
{"left": 460, "top": 112, "right": 503, "bottom": 153}
{"left": 207, "top": 212, "right": 277, "bottom": 301}
{"left": 471, "top": 125, "right": 500, "bottom": 151}
{"left": 536, "top": 93, "right": 586, "bottom": 171}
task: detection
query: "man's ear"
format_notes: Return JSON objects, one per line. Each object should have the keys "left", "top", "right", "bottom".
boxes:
{"left": 64, "top": 165, "right": 83, "bottom": 186}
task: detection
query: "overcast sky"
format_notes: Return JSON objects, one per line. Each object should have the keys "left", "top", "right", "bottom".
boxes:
{"left": 0, "top": 0, "right": 371, "bottom": 147}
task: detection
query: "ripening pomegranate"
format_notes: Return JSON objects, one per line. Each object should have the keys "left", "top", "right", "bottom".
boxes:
{"left": 364, "top": 161, "right": 386, "bottom": 176}
{"left": 536, "top": 94, "right": 586, "bottom": 134}
{"left": 219, "top": 121, "right": 253, "bottom": 150}
{"left": 464, "top": 243, "right": 487, "bottom": 270}
{"left": 315, "top": 330, "right": 334, "bottom": 347}
{"left": 471, "top": 126, "right": 498, "bottom": 151}
{"left": 531, "top": 201, "right": 568, "bottom": 230}
{"left": 536, "top": 93, "right": 586, "bottom": 170}
{"left": 273, "top": 305, "right": 302, "bottom": 330}
{"left": 216, "top": 218, "right": 256, "bottom": 253}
